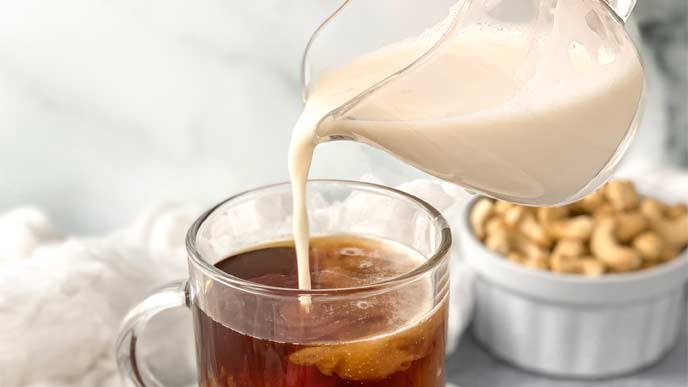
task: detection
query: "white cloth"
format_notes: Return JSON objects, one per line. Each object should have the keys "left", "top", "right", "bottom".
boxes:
{"left": 0, "top": 204, "right": 201, "bottom": 387}
{"left": 0, "top": 180, "right": 476, "bottom": 387}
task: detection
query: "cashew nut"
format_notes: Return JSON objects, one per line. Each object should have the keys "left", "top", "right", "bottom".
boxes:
{"left": 510, "top": 251, "right": 550, "bottom": 270}
{"left": 632, "top": 231, "right": 663, "bottom": 261}
{"left": 513, "top": 234, "right": 548, "bottom": 261}
{"left": 551, "top": 255, "right": 604, "bottom": 276}
{"left": 503, "top": 206, "right": 527, "bottom": 228}
{"left": 470, "top": 198, "right": 494, "bottom": 239}
{"left": 656, "top": 216, "right": 688, "bottom": 247}
{"left": 614, "top": 211, "right": 648, "bottom": 242}
{"left": 524, "top": 256, "right": 549, "bottom": 271}
{"left": 660, "top": 245, "right": 680, "bottom": 261}
{"left": 575, "top": 190, "right": 606, "bottom": 213}
{"left": 486, "top": 217, "right": 506, "bottom": 235}
{"left": 550, "top": 255, "right": 579, "bottom": 274}
{"left": 507, "top": 252, "right": 526, "bottom": 264}
{"left": 518, "top": 214, "right": 552, "bottom": 247}
{"left": 494, "top": 201, "right": 514, "bottom": 215}
{"left": 593, "top": 203, "right": 616, "bottom": 220}
{"left": 552, "top": 239, "right": 587, "bottom": 259}
{"left": 546, "top": 215, "right": 595, "bottom": 241}
{"left": 485, "top": 218, "right": 510, "bottom": 255}
{"left": 580, "top": 258, "right": 605, "bottom": 277}
{"left": 591, "top": 217, "right": 642, "bottom": 271}
{"left": 667, "top": 203, "right": 688, "bottom": 220}
{"left": 640, "top": 198, "right": 666, "bottom": 218}
{"left": 641, "top": 198, "right": 688, "bottom": 248}
{"left": 537, "top": 207, "right": 569, "bottom": 224}
{"left": 642, "top": 260, "right": 660, "bottom": 270}
{"left": 604, "top": 180, "right": 640, "bottom": 211}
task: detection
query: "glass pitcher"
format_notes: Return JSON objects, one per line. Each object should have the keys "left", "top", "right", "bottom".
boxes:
{"left": 302, "top": 0, "right": 644, "bottom": 206}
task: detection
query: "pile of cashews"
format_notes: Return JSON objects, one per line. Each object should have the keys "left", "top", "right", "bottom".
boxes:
{"left": 470, "top": 180, "right": 688, "bottom": 276}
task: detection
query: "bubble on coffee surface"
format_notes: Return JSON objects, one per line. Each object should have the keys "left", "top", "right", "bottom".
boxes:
{"left": 338, "top": 247, "right": 365, "bottom": 256}
{"left": 307, "top": 236, "right": 422, "bottom": 288}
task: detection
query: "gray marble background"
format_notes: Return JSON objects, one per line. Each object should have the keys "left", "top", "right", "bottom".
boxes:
{"left": 0, "top": 0, "right": 685, "bottom": 234}
{"left": 636, "top": 0, "right": 688, "bottom": 167}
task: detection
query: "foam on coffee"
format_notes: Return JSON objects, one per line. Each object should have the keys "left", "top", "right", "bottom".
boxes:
{"left": 212, "top": 235, "right": 436, "bottom": 339}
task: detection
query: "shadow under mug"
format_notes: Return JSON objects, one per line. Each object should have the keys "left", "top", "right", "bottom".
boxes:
{"left": 116, "top": 180, "right": 452, "bottom": 387}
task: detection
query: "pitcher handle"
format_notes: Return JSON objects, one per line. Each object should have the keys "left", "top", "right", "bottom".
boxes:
{"left": 115, "top": 280, "right": 190, "bottom": 387}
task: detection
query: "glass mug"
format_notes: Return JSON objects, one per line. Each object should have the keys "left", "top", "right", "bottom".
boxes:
{"left": 116, "top": 180, "right": 452, "bottom": 387}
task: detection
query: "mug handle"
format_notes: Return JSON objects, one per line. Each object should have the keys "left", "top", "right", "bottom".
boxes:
{"left": 115, "top": 280, "right": 190, "bottom": 387}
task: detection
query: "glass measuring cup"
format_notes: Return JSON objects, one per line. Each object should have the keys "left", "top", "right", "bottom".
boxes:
{"left": 301, "top": 0, "right": 644, "bottom": 206}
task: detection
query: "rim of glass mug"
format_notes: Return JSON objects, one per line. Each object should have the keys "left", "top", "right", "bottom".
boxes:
{"left": 185, "top": 179, "right": 453, "bottom": 296}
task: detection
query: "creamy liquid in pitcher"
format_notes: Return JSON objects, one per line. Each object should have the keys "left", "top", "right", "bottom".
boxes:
{"left": 289, "top": 10, "right": 644, "bottom": 290}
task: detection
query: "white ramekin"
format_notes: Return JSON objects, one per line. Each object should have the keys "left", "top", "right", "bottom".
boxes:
{"left": 459, "top": 197, "right": 688, "bottom": 378}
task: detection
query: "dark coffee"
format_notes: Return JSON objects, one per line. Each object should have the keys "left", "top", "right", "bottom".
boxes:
{"left": 193, "top": 236, "right": 447, "bottom": 387}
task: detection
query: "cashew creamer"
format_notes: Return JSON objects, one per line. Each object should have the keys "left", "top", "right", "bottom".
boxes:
{"left": 289, "top": 2, "right": 644, "bottom": 290}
